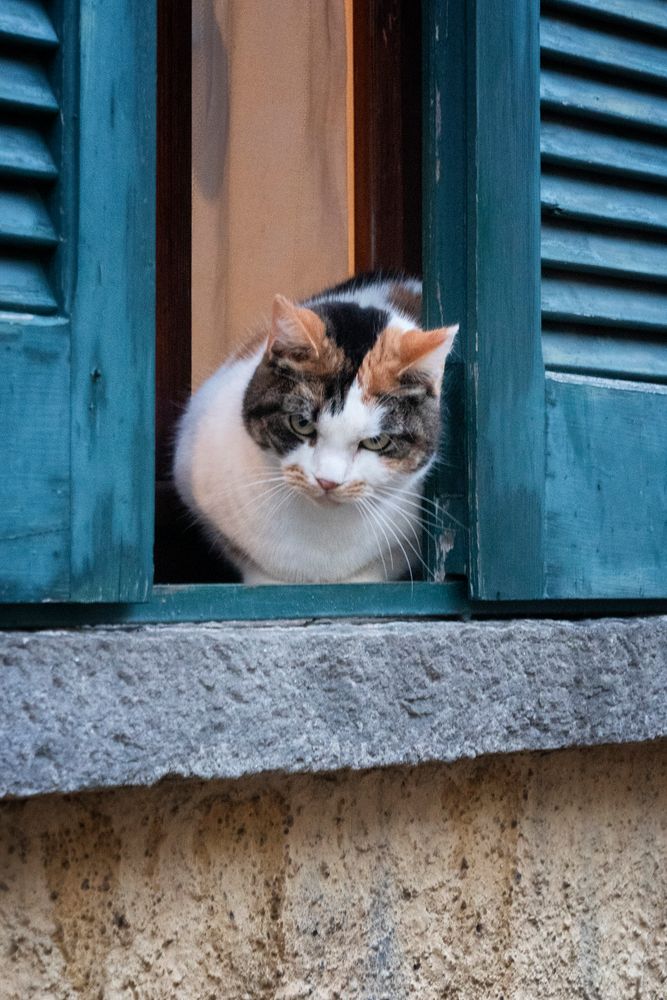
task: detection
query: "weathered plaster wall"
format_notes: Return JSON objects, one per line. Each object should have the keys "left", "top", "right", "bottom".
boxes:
{"left": 2, "top": 740, "right": 666, "bottom": 999}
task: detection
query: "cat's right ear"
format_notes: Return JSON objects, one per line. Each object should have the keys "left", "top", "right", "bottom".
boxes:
{"left": 268, "top": 295, "right": 325, "bottom": 361}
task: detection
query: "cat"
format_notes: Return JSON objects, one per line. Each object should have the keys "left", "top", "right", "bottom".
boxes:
{"left": 173, "top": 272, "right": 458, "bottom": 584}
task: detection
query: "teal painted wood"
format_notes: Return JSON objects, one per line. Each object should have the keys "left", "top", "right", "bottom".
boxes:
{"left": 542, "top": 0, "right": 667, "bottom": 603}
{"left": 541, "top": 119, "right": 667, "bottom": 183}
{"left": 542, "top": 274, "right": 667, "bottom": 330}
{"left": 542, "top": 223, "right": 667, "bottom": 282}
{"left": 544, "top": 373, "right": 667, "bottom": 598}
{"left": 543, "top": 329, "right": 667, "bottom": 383}
{"left": 467, "top": 0, "right": 545, "bottom": 600}
{"left": 0, "top": 54, "right": 58, "bottom": 112}
{"left": 0, "top": 4, "right": 59, "bottom": 316}
{"left": 0, "top": 582, "right": 469, "bottom": 627}
{"left": 2, "top": 581, "right": 666, "bottom": 629}
{"left": 0, "top": 123, "right": 57, "bottom": 179}
{"left": 540, "top": 1, "right": 667, "bottom": 368}
{"left": 0, "top": 0, "right": 155, "bottom": 602}
{"left": 542, "top": 0, "right": 667, "bottom": 597}
{"left": 0, "top": 254, "right": 56, "bottom": 312}
{"left": 0, "top": 0, "right": 58, "bottom": 46}
{"left": 547, "top": 0, "right": 667, "bottom": 34}
{"left": 0, "top": 317, "right": 70, "bottom": 600}
{"left": 69, "top": 0, "right": 156, "bottom": 601}
{"left": 541, "top": 14, "right": 667, "bottom": 85}
{"left": 421, "top": 0, "right": 468, "bottom": 580}
{"left": 541, "top": 68, "right": 667, "bottom": 134}
{"left": 542, "top": 170, "right": 667, "bottom": 236}
{"left": 0, "top": 189, "right": 58, "bottom": 245}
{"left": 0, "top": 2, "right": 68, "bottom": 598}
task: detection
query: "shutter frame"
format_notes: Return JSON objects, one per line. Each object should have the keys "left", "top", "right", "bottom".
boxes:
{"left": 68, "top": 0, "right": 155, "bottom": 601}
{"left": 423, "top": 0, "right": 547, "bottom": 600}
{"left": 467, "top": 0, "right": 546, "bottom": 601}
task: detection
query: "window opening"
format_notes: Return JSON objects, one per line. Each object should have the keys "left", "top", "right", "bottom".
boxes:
{"left": 155, "top": 0, "right": 425, "bottom": 586}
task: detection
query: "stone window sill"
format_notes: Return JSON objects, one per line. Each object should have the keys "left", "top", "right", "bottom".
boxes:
{"left": 1, "top": 616, "right": 665, "bottom": 798}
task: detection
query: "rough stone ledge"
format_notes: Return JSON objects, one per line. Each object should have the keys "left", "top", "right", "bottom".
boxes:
{"left": 0, "top": 616, "right": 665, "bottom": 799}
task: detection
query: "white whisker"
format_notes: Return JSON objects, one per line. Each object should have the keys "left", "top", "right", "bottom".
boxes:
{"left": 368, "top": 498, "right": 432, "bottom": 581}
{"left": 233, "top": 482, "right": 290, "bottom": 520}
{"left": 375, "top": 485, "right": 467, "bottom": 531}
{"left": 259, "top": 485, "right": 295, "bottom": 523}
{"left": 379, "top": 497, "right": 442, "bottom": 548}
{"left": 355, "top": 499, "right": 389, "bottom": 580}
{"left": 358, "top": 496, "right": 394, "bottom": 576}
{"left": 365, "top": 498, "right": 415, "bottom": 587}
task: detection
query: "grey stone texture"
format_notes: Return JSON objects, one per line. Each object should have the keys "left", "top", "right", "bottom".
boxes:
{"left": 1, "top": 616, "right": 665, "bottom": 799}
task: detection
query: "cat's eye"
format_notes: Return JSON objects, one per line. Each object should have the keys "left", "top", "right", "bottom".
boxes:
{"left": 288, "top": 413, "right": 316, "bottom": 437}
{"left": 360, "top": 433, "right": 391, "bottom": 452}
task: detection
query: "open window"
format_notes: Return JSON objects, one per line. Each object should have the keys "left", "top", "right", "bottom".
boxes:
{"left": 1, "top": 0, "right": 665, "bottom": 625}
{"left": 155, "top": 0, "right": 428, "bottom": 586}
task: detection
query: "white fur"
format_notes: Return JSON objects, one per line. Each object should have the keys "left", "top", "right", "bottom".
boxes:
{"left": 174, "top": 280, "right": 445, "bottom": 584}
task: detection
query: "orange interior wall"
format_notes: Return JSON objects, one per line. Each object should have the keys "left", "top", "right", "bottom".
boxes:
{"left": 191, "top": 0, "right": 353, "bottom": 388}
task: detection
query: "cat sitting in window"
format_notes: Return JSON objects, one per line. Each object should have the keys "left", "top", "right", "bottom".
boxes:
{"left": 174, "top": 273, "right": 457, "bottom": 584}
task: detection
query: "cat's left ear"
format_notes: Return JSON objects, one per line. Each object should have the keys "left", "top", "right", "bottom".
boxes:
{"left": 268, "top": 294, "right": 326, "bottom": 361}
{"left": 398, "top": 324, "right": 459, "bottom": 389}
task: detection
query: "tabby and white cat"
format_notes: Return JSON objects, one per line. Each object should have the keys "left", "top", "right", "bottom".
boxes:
{"left": 174, "top": 273, "right": 457, "bottom": 584}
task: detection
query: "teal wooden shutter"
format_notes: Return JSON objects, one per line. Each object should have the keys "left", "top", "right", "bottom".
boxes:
{"left": 426, "top": 0, "right": 666, "bottom": 601}
{"left": 0, "top": 0, "right": 155, "bottom": 602}
{"left": 540, "top": 0, "right": 667, "bottom": 598}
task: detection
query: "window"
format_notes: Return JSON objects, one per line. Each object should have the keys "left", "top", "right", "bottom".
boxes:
{"left": 155, "top": 0, "right": 426, "bottom": 588}
{"left": 1, "top": 0, "right": 665, "bottom": 626}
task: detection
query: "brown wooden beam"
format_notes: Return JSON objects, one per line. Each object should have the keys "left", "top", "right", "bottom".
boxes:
{"left": 156, "top": 0, "right": 192, "bottom": 481}
{"left": 353, "top": 0, "right": 422, "bottom": 274}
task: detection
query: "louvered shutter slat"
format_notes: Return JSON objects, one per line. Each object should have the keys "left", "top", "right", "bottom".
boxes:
{"left": 0, "top": 123, "right": 58, "bottom": 179}
{"left": 541, "top": 15, "right": 667, "bottom": 84}
{"left": 542, "top": 223, "right": 667, "bottom": 282}
{"left": 541, "top": 69, "right": 667, "bottom": 133}
{"left": 0, "top": 1, "right": 59, "bottom": 315}
{"left": 0, "top": 55, "right": 58, "bottom": 112}
{"left": 547, "top": 0, "right": 667, "bottom": 35}
{"left": 0, "top": 0, "right": 59, "bottom": 47}
{"left": 0, "top": 189, "right": 58, "bottom": 246}
{"left": 541, "top": 2, "right": 667, "bottom": 366}
{"left": 543, "top": 329, "right": 667, "bottom": 382}
{"left": 0, "top": 254, "right": 56, "bottom": 312}
{"left": 541, "top": 121, "right": 667, "bottom": 183}
{"left": 542, "top": 275, "right": 667, "bottom": 330}
{"left": 542, "top": 170, "right": 667, "bottom": 235}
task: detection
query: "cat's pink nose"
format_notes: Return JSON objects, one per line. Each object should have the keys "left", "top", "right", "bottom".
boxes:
{"left": 316, "top": 477, "right": 340, "bottom": 492}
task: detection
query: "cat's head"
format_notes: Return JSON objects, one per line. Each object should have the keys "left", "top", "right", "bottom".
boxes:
{"left": 242, "top": 294, "right": 458, "bottom": 503}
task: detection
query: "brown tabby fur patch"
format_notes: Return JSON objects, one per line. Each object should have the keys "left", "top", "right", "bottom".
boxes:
{"left": 235, "top": 308, "right": 347, "bottom": 378}
{"left": 387, "top": 283, "right": 422, "bottom": 324}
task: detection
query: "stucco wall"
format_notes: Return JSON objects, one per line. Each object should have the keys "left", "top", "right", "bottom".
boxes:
{"left": 2, "top": 740, "right": 666, "bottom": 999}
